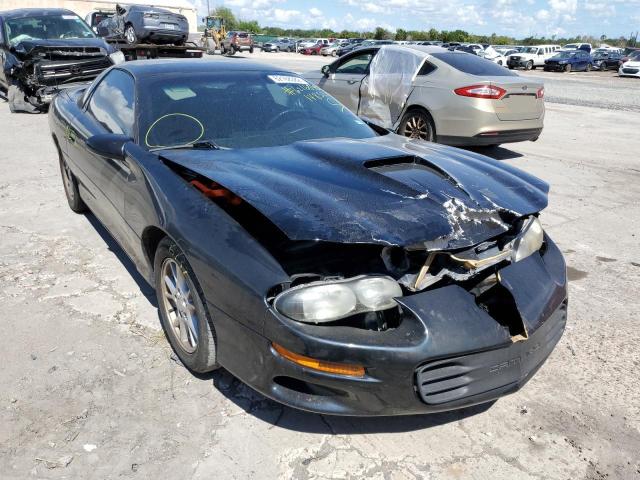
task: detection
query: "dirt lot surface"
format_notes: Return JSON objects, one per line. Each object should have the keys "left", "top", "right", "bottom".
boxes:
{"left": 1, "top": 51, "right": 639, "bottom": 479}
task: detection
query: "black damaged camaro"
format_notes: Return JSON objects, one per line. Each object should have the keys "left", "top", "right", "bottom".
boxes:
{"left": 49, "top": 60, "right": 567, "bottom": 416}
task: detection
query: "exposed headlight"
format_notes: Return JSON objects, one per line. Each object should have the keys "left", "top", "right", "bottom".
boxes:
{"left": 109, "top": 51, "right": 126, "bottom": 65}
{"left": 512, "top": 217, "right": 544, "bottom": 262}
{"left": 274, "top": 275, "right": 403, "bottom": 324}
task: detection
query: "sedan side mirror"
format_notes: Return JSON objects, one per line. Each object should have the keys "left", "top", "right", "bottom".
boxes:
{"left": 321, "top": 65, "right": 331, "bottom": 77}
{"left": 87, "top": 133, "right": 131, "bottom": 160}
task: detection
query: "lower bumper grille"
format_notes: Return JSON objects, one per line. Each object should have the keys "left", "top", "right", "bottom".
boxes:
{"left": 622, "top": 68, "right": 639, "bottom": 74}
{"left": 415, "top": 300, "right": 566, "bottom": 405}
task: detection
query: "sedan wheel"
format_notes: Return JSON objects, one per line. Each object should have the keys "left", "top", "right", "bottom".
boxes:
{"left": 564, "top": 64, "right": 572, "bottom": 73}
{"left": 155, "top": 238, "right": 218, "bottom": 373}
{"left": 586, "top": 63, "right": 592, "bottom": 72}
{"left": 124, "top": 24, "right": 137, "bottom": 44}
{"left": 398, "top": 111, "right": 435, "bottom": 142}
{"left": 58, "top": 153, "right": 87, "bottom": 213}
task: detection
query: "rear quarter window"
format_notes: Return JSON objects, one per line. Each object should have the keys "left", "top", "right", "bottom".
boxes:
{"left": 431, "top": 52, "right": 518, "bottom": 76}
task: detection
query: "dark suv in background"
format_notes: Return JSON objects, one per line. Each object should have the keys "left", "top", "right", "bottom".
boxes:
{"left": 0, "top": 8, "right": 116, "bottom": 113}
{"left": 221, "top": 31, "right": 254, "bottom": 55}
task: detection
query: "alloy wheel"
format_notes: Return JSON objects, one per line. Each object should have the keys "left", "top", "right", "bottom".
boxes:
{"left": 403, "top": 114, "right": 432, "bottom": 141}
{"left": 125, "top": 26, "right": 136, "bottom": 44}
{"left": 160, "top": 258, "right": 199, "bottom": 353}
{"left": 61, "top": 159, "right": 75, "bottom": 202}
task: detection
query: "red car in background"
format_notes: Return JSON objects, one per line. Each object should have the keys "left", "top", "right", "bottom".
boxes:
{"left": 300, "top": 41, "right": 325, "bottom": 55}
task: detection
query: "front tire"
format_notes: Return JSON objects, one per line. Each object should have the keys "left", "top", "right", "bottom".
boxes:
{"left": 564, "top": 63, "right": 572, "bottom": 73}
{"left": 8, "top": 84, "right": 40, "bottom": 114}
{"left": 124, "top": 24, "right": 137, "bottom": 44}
{"left": 525, "top": 61, "right": 533, "bottom": 70}
{"left": 249, "top": 46, "right": 254, "bottom": 54}
{"left": 58, "top": 152, "right": 87, "bottom": 213}
{"left": 154, "top": 238, "right": 218, "bottom": 373}
{"left": 397, "top": 109, "right": 436, "bottom": 142}
{"left": 586, "top": 63, "right": 592, "bottom": 72}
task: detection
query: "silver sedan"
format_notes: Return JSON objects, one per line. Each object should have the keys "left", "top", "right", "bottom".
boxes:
{"left": 304, "top": 45, "right": 545, "bottom": 147}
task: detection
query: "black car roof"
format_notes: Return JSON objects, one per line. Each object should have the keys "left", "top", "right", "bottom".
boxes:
{"left": 0, "top": 8, "right": 77, "bottom": 19}
{"left": 119, "top": 59, "right": 292, "bottom": 77}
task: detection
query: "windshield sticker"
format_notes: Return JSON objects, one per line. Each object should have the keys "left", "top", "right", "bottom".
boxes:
{"left": 163, "top": 87, "right": 197, "bottom": 101}
{"left": 62, "top": 15, "right": 78, "bottom": 19}
{"left": 268, "top": 75, "right": 307, "bottom": 85}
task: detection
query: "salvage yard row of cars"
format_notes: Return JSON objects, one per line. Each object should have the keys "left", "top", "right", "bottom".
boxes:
{"left": 7, "top": 4, "right": 635, "bottom": 416}
{"left": 261, "top": 36, "right": 640, "bottom": 77}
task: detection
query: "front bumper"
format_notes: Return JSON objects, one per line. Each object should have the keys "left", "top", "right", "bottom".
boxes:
{"left": 213, "top": 236, "right": 567, "bottom": 416}
{"left": 619, "top": 67, "right": 640, "bottom": 77}
{"left": 544, "top": 63, "right": 568, "bottom": 71}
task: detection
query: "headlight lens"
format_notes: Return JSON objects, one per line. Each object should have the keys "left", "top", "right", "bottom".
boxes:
{"left": 274, "top": 275, "right": 402, "bottom": 324}
{"left": 513, "top": 217, "right": 544, "bottom": 262}
{"left": 109, "top": 51, "right": 126, "bottom": 65}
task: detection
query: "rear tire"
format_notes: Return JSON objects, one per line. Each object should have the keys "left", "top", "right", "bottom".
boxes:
{"left": 124, "top": 24, "right": 137, "bottom": 44}
{"left": 397, "top": 109, "right": 436, "bottom": 142}
{"left": 249, "top": 46, "right": 254, "bottom": 54}
{"left": 154, "top": 238, "right": 219, "bottom": 374}
{"left": 586, "top": 63, "right": 592, "bottom": 72}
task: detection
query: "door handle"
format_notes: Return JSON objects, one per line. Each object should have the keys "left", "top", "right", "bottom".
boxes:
{"left": 347, "top": 80, "right": 358, "bottom": 85}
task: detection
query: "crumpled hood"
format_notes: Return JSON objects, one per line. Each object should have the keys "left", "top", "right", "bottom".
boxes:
{"left": 160, "top": 135, "right": 548, "bottom": 250}
{"left": 13, "top": 38, "right": 112, "bottom": 57}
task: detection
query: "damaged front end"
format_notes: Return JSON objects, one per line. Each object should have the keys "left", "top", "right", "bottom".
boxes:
{"left": 160, "top": 136, "right": 567, "bottom": 415}
{"left": 6, "top": 41, "right": 114, "bottom": 109}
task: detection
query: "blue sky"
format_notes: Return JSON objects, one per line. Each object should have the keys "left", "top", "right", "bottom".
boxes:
{"left": 192, "top": 0, "right": 640, "bottom": 38}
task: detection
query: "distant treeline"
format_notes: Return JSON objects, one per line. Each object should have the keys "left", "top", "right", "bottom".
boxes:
{"left": 207, "top": 6, "right": 638, "bottom": 47}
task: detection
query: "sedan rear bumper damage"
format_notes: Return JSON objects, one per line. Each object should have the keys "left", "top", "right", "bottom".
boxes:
{"left": 213, "top": 236, "right": 567, "bottom": 416}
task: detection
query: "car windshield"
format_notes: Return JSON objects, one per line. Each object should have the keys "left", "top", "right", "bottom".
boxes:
{"left": 140, "top": 72, "right": 377, "bottom": 150}
{"left": 554, "top": 52, "right": 574, "bottom": 59}
{"left": 4, "top": 14, "right": 95, "bottom": 44}
{"left": 522, "top": 47, "right": 538, "bottom": 53}
{"left": 431, "top": 52, "right": 518, "bottom": 76}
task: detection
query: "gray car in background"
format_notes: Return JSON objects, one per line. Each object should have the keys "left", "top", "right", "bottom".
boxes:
{"left": 96, "top": 3, "right": 188, "bottom": 45}
{"left": 262, "top": 38, "right": 295, "bottom": 52}
{"left": 304, "top": 45, "right": 545, "bottom": 147}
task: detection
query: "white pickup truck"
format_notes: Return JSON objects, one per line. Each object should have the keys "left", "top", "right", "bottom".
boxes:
{"left": 507, "top": 45, "right": 560, "bottom": 70}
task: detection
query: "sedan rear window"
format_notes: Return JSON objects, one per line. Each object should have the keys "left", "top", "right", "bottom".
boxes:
{"left": 431, "top": 52, "right": 518, "bottom": 76}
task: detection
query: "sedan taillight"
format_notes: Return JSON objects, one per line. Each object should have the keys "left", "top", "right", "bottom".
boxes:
{"left": 454, "top": 84, "right": 507, "bottom": 100}
{"left": 536, "top": 87, "right": 544, "bottom": 99}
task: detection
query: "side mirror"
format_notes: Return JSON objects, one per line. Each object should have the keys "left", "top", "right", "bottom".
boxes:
{"left": 321, "top": 65, "right": 331, "bottom": 77}
{"left": 86, "top": 133, "right": 131, "bottom": 160}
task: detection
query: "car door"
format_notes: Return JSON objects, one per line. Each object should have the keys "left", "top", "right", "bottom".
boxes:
{"left": 68, "top": 68, "right": 136, "bottom": 248}
{"left": 319, "top": 49, "right": 376, "bottom": 112}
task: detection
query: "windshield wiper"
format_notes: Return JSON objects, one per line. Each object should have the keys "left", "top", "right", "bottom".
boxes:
{"left": 149, "top": 139, "right": 223, "bottom": 152}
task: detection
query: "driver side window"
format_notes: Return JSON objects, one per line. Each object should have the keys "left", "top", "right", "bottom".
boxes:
{"left": 335, "top": 52, "right": 374, "bottom": 75}
{"left": 88, "top": 69, "right": 135, "bottom": 136}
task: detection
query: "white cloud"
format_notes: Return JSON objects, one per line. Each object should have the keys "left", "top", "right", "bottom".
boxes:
{"left": 536, "top": 9, "right": 551, "bottom": 20}
{"left": 309, "top": 7, "right": 323, "bottom": 17}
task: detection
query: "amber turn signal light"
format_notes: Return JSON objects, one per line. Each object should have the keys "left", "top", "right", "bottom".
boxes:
{"left": 272, "top": 343, "right": 365, "bottom": 377}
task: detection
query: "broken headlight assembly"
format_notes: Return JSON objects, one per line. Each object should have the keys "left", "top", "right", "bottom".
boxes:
{"left": 512, "top": 216, "right": 544, "bottom": 262}
{"left": 274, "top": 275, "right": 402, "bottom": 324}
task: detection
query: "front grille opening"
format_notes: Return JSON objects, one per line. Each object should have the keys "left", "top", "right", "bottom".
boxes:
{"left": 475, "top": 283, "right": 528, "bottom": 340}
{"left": 273, "top": 376, "right": 347, "bottom": 397}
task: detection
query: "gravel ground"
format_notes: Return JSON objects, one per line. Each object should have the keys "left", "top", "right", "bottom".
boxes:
{"left": 0, "top": 51, "right": 639, "bottom": 479}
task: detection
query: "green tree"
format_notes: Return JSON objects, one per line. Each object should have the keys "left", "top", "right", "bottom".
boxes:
{"left": 374, "top": 26, "right": 391, "bottom": 40}
{"left": 211, "top": 6, "right": 237, "bottom": 31}
{"left": 395, "top": 28, "right": 407, "bottom": 41}
{"left": 236, "top": 20, "right": 260, "bottom": 33}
